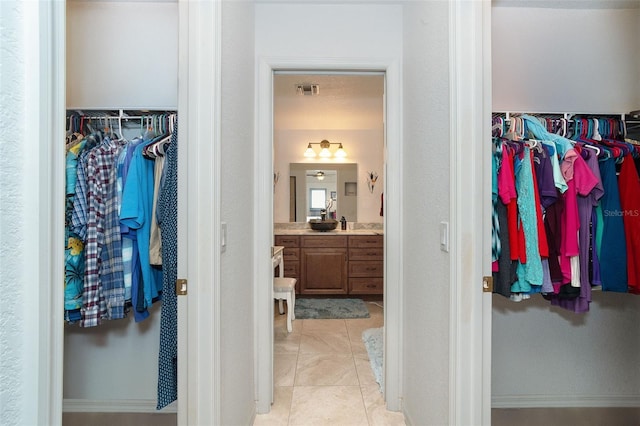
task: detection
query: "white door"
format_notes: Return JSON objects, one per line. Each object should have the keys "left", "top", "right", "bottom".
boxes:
{"left": 176, "top": 1, "right": 223, "bottom": 424}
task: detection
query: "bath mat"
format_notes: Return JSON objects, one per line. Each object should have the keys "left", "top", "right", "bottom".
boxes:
{"left": 294, "top": 298, "right": 370, "bottom": 319}
{"left": 362, "top": 327, "right": 383, "bottom": 392}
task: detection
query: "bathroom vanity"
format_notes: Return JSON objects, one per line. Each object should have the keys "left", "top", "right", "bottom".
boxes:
{"left": 274, "top": 230, "right": 383, "bottom": 295}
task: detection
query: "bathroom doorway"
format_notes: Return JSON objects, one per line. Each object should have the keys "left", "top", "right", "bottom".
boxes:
{"left": 255, "top": 59, "right": 403, "bottom": 415}
{"left": 271, "top": 71, "right": 386, "bottom": 415}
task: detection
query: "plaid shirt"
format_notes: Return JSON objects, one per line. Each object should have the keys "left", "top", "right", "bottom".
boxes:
{"left": 71, "top": 154, "right": 89, "bottom": 240}
{"left": 81, "top": 138, "right": 126, "bottom": 327}
{"left": 71, "top": 134, "right": 101, "bottom": 240}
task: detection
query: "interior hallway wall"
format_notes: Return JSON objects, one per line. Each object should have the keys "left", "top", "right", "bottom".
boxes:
{"left": 492, "top": 3, "right": 640, "bottom": 407}
{"left": 220, "top": 1, "right": 257, "bottom": 424}
{"left": 0, "top": 1, "right": 40, "bottom": 424}
{"left": 401, "top": 1, "right": 451, "bottom": 424}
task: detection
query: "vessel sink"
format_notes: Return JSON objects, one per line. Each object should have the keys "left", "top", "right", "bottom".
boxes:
{"left": 308, "top": 219, "right": 339, "bottom": 231}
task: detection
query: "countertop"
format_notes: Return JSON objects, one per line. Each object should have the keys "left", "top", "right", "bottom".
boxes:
{"left": 274, "top": 228, "right": 383, "bottom": 236}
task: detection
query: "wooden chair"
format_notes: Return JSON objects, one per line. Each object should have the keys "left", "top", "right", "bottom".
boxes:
{"left": 273, "top": 248, "right": 296, "bottom": 332}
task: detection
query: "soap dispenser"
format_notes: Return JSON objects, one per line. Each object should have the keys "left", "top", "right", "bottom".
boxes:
{"left": 340, "top": 216, "right": 347, "bottom": 230}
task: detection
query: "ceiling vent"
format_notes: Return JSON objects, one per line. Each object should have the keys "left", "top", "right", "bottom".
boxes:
{"left": 295, "top": 83, "right": 319, "bottom": 96}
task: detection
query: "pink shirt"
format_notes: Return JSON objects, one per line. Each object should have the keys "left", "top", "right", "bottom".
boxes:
{"left": 559, "top": 149, "right": 598, "bottom": 284}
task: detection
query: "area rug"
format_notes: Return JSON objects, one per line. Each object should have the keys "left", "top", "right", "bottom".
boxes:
{"left": 294, "top": 298, "right": 370, "bottom": 319}
{"left": 362, "top": 327, "right": 384, "bottom": 392}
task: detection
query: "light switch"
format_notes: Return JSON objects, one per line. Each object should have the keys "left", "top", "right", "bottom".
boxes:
{"left": 440, "top": 221, "right": 449, "bottom": 253}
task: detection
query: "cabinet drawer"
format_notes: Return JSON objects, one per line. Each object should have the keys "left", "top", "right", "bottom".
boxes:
{"left": 348, "top": 261, "right": 383, "bottom": 277}
{"left": 301, "top": 235, "right": 348, "bottom": 248}
{"left": 349, "top": 278, "right": 383, "bottom": 294}
{"left": 348, "top": 235, "right": 383, "bottom": 248}
{"left": 283, "top": 263, "right": 299, "bottom": 278}
{"left": 283, "top": 248, "right": 300, "bottom": 262}
{"left": 349, "top": 247, "right": 383, "bottom": 261}
{"left": 275, "top": 235, "right": 300, "bottom": 248}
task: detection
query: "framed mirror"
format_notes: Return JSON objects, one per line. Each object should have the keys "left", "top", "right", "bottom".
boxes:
{"left": 289, "top": 163, "right": 357, "bottom": 222}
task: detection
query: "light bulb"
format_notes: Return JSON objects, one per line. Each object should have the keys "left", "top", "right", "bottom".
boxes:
{"left": 319, "top": 147, "right": 332, "bottom": 158}
{"left": 304, "top": 143, "right": 316, "bottom": 158}
{"left": 334, "top": 143, "right": 347, "bottom": 158}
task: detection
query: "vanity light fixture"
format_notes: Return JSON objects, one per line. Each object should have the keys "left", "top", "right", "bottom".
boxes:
{"left": 303, "top": 139, "right": 347, "bottom": 158}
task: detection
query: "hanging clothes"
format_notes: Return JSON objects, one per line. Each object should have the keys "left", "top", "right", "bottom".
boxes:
{"left": 65, "top": 137, "right": 87, "bottom": 315}
{"left": 550, "top": 148, "right": 600, "bottom": 312}
{"left": 64, "top": 110, "right": 178, "bottom": 325}
{"left": 597, "top": 157, "right": 628, "bottom": 292}
{"left": 81, "top": 137, "right": 127, "bottom": 327}
{"left": 513, "top": 146, "right": 543, "bottom": 294}
{"left": 617, "top": 154, "right": 640, "bottom": 294}
{"left": 120, "top": 139, "right": 164, "bottom": 313}
{"left": 493, "top": 139, "right": 518, "bottom": 297}
{"left": 117, "top": 137, "right": 149, "bottom": 322}
{"left": 491, "top": 112, "right": 638, "bottom": 313}
{"left": 156, "top": 119, "right": 179, "bottom": 410}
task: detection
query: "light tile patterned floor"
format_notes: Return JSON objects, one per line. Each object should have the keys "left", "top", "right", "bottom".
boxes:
{"left": 253, "top": 300, "right": 406, "bottom": 426}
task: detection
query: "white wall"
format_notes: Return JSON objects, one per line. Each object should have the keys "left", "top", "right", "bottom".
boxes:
{"left": 401, "top": 1, "right": 452, "bottom": 424}
{"left": 255, "top": 3, "right": 402, "bottom": 60}
{"left": 66, "top": 1, "right": 178, "bottom": 110}
{"left": 1, "top": 2, "right": 37, "bottom": 424}
{"left": 273, "top": 128, "right": 384, "bottom": 223}
{"left": 63, "top": 0, "right": 178, "bottom": 408}
{"left": 63, "top": 306, "right": 163, "bottom": 401}
{"left": 492, "top": 5, "right": 639, "bottom": 114}
{"left": 492, "top": 293, "right": 640, "bottom": 406}
{"left": 220, "top": 1, "right": 256, "bottom": 424}
{"left": 492, "top": 4, "right": 640, "bottom": 407}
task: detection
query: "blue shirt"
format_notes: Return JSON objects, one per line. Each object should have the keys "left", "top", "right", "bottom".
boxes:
{"left": 120, "top": 140, "right": 163, "bottom": 310}
{"left": 597, "top": 158, "right": 628, "bottom": 292}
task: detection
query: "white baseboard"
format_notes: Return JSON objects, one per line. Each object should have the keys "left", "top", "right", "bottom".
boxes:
{"left": 63, "top": 399, "right": 177, "bottom": 413}
{"left": 492, "top": 394, "right": 640, "bottom": 408}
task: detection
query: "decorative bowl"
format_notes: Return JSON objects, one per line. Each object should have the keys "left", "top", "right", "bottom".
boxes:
{"left": 308, "top": 219, "right": 339, "bottom": 232}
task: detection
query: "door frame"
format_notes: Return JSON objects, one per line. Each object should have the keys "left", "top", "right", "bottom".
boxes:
{"left": 37, "top": 0, "right": 66, "bottom": 424}
{"left": 448, "top": 0, "right": 493, "bottom": 424}
{"left": 254, "top": 58, "right": 404, "bottom": 413}
{"left": 177, "top": 0, "right": 223, "bottom": 425}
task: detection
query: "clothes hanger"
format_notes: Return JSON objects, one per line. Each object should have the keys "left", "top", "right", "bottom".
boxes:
{"left": 118, "top": 112, "right": 123, "bottom": 140}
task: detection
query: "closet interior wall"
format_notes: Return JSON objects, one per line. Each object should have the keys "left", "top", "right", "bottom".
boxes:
{"left": 64, "top": 0, "right": 178, "bottom": 410}
{"left": 492, "top": 2, "right": 640, "bottom": 408}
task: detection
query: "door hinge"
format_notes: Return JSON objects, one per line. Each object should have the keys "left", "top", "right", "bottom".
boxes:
{"left": 176, "top": 278, "right": 188, "bottom": 296}
{"left": 482, "top": 276, "right": 493, "bottom": 293}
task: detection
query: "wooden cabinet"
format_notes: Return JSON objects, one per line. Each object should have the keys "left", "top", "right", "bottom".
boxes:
{"left": 300, "top": 236, "right": 348, "bottom": 294}
{"left": 275, "top": 233, "right": 383, "bottom": 296}
{"left": 348, "top": 235, "right": 383, "bottom": 295}
{"left": 275, "top": 235, "right": 301, "bottom": 292}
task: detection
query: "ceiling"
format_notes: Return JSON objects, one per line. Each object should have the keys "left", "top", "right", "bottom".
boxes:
{"left": 273, "top": 73, "right": 385, "bottom": 130}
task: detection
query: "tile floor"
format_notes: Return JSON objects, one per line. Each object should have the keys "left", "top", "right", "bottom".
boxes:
{"left": 253, "top": 300, "right": 406, "bottom": 426}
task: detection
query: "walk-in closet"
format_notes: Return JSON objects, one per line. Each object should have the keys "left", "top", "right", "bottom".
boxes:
{"left": 63, "top": 0, "right": 179, "bottom": 419}
{"left": 491, "top": 1, "right": 640, "bottom": 414}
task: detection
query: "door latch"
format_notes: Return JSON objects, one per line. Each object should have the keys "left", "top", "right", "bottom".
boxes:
{"left": 482, "top": 276, "right": 493, "bottom": 293}
{"left": 176, "top": 278, "right": 188, "bottom": 296}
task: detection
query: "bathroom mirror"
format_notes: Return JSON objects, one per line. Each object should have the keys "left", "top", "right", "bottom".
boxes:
{"left": 289, "top": 163, "right": 357, "bottom": 223}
